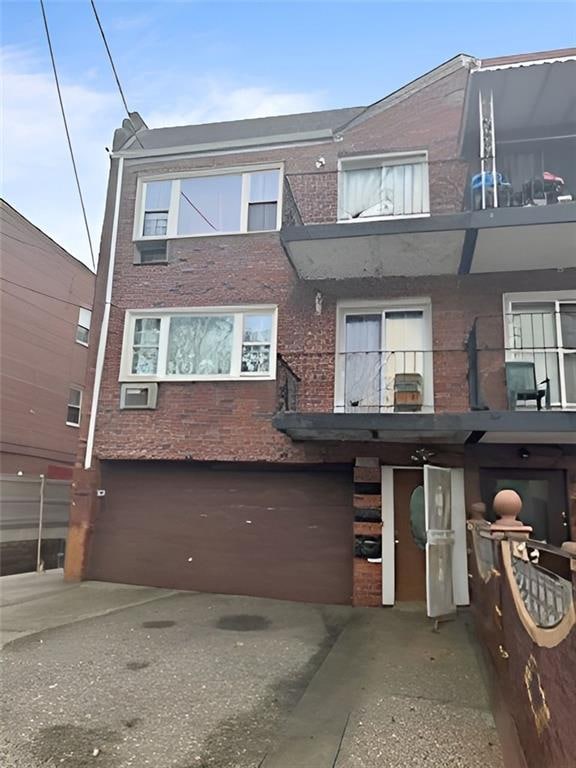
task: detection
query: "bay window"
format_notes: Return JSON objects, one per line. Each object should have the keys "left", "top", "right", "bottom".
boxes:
{"left": 136, "top": 167, "right": 281, "bottom": 240}
{"left": 121, "top": 306, "right": 277, "bottom": 381}
{"left": 505, "top": 292, "right": 576, "bottom": 409}
{"left": 339, "top": 152, "right": 430, "bottom": 221}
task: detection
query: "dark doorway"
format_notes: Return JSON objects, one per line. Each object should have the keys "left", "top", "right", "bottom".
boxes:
{"left": 480, "top": 469, "right": 568, "bottom": 546}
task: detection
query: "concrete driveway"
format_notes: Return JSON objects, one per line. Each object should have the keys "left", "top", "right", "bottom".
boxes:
{"left": 0, "top": 576, "right": 503, "bottom": 768}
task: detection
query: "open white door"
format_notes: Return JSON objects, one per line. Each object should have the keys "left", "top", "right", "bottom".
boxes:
{"left": 424, "top": 465, "right": 456, "bottom": 618}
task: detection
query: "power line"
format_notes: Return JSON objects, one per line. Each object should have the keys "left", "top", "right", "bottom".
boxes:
{"left": 89, "top": 0, "right": 144, "bottom": 149}
{"left": 39, "top": 0, "right": 96, "bottom": 270}
{"left": 1, "top": 276, "right": 102, "bottom": 311}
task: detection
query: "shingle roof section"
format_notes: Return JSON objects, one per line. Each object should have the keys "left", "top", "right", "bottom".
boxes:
{"left": 124, "top": 106, "right": 365, "bottom": 151}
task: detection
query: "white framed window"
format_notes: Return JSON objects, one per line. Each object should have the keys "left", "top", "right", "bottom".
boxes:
{"left": 120, "top": 305, "right": 278, "bottom": 382}
{"left": 76, "top": 307, "right": 92, "bottom": 345}
{"left": 135, "top": 166, "right": 283, "bottom": 240}
{"left": 66, "top": 387, "right": 82, "bottom": 427}
{"left": 338, "top": 152, "right": 430, "bottom": 221}
{"left": 504, "top": 291, "right": 576, "bottom": 410}
{"left": 334, "top": 299, "right": 434, "bottom": 413}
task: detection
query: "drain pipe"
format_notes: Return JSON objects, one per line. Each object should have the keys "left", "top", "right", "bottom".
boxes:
{"left": 84, "top": 156, "right": 124, "bottom": 470}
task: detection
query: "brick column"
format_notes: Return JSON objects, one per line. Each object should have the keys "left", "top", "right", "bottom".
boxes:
{"left": 353, "top": 457, "right": 382, "bottom": 607}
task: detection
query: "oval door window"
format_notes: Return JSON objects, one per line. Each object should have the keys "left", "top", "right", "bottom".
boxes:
{"left": 409, "top": 485, "right": 426, "bottom": 550}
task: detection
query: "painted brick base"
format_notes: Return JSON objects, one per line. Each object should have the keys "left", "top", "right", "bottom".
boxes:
{"left": 352, "top": 457, "right": 383, "bottom": 606}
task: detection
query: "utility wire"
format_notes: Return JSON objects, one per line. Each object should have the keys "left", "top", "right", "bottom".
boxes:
{"left": 0, "top": 276, "right": 114, "bottom": 311}
{"left": 89, "top": 0, "right": 144, "bottom": 149}
{"left": 39, "top": 0, "right": 96, "bottom": 271}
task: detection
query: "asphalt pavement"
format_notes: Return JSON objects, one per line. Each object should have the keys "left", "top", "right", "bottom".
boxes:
{"left": 0, "top": 573, "right": 503, "bottom": 768}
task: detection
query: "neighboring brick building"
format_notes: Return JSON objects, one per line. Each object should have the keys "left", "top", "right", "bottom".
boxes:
{"left": 0, "top": 200, "right": 95, "bottom": 572}
{"left": 66, "top": 51, "right": 576, "bottom": 610}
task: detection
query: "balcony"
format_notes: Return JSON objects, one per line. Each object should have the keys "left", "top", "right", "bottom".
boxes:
{"left": 272, "top": 310, "right": 576, "bottom": 444}
{"left": 280, "top": 163, "right": 576, "bottom": 280}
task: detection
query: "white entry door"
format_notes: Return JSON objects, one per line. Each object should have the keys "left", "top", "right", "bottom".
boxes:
{"left": 424, "top": 465, "right": 456, "bottom": 618}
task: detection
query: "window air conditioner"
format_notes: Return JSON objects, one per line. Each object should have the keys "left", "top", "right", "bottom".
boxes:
{"left": 120, "top": 382, "right": 158, "bottom": 410}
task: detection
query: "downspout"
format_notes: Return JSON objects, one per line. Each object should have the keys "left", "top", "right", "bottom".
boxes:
{"left": 84, "top": 156, "right": 124, "bottom": 469}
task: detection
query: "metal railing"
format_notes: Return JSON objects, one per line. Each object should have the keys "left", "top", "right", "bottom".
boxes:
{"left": 511, "top": 553, "right": 573, "bottom": 628}
{"left": 469, "top": 310, "right": 576, "bottom": 411}
{"left": 276, "top": 354, "right": 300, "bottom": 412}
{"left": 281, "top": 154, "right": 576, "bottom": 227}
{"left": 469, "top": 522, "right": 576, "bottom": 634}
{"left": 336, "top": 349, "right": 434, "bottom": 413}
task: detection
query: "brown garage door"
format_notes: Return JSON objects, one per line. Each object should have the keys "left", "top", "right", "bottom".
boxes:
{"left": 86, "top": 461, "right": 353, "bottom": 604}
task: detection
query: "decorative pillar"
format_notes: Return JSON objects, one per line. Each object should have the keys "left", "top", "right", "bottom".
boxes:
{"left": 490, "top": 489, "right": 532, "bottom": 535}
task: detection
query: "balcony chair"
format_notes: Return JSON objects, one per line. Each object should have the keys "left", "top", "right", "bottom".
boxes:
{"left": 505, "top": 361, "right": 551, "bottom": 411}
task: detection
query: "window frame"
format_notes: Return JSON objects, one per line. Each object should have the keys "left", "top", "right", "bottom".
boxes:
{"left": 337, "top": 151, "right": 430, "bottom": 223}
{"left": 75, "top": 307, "right": 92, "bottom": 346}
{"left": 334, "top": 298, "right": 434, "bottom": 414}
{"left": 503, "top": 290, "right": 576, "bottom": 410}
{"left": 120, "top": 305, "right": 278, "bottom": 382}
{"left": 133, "top": 164, "right": 284, "bottom": 242}
{"left": 66, "top": 387, "right": 82, "bottom": 427}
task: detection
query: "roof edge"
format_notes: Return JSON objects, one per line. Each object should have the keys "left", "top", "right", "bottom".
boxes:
{"left": 334, "top": 53, "right": 478, "bottom": 134}
{"left": 475, "top": 47, "right": 576, "bottom": 70}
{"left": 0, "top": 198, "right": 96, "bottom": 275}
{"left": 113, "top": 128, "right": 335, "bottom": 159}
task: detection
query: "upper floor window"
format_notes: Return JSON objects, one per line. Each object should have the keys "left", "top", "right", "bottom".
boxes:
{"left": 505, "top": 292, "right": 576, "bottom": 409}
{"left": 335, "top": 300, "right": 433, "bottom": 413}
{"left": 76, "top": 307, "right": 92, "bottom": 345}
{"left": 136, "top": 168, "right": 282, "bottom": 240}
{"left": 338, "top": 152, "right": 430, "bottom": 221}
{"left": 120, "top": 306, "right": 277, "bottom": 382}
{"left": 66, "top": 387, "right": 82, "bottom": 427}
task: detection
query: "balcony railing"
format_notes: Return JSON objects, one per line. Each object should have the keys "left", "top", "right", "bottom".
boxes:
{"left": 335, "top": 350, "right": 434, "bottom": 413}
{"left": 469, "top": 311, "right": 576, "bottom": 412}
{"left": 281, "top": 148, "right": 576, "bottom": 227}
{"left": 274, "top": 311, "right": 574, "bottom": 417}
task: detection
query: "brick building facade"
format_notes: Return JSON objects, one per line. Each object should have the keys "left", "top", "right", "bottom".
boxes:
{"left": 66, "top": 51, "right": 576, "bottom": 609}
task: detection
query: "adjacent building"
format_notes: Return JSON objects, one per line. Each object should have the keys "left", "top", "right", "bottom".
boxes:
{"left": 0, "top": 200, "right": 95, "bottom": 571}
{"left": 65, "top": 49, "right": 576, "bottom": 610}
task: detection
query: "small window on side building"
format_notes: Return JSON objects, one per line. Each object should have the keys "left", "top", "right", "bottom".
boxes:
{"left": 76, "top": 308, "right": 92, "bottom": 345}
{"left": 66, "top": 388, "right": 82, "bottom": 427}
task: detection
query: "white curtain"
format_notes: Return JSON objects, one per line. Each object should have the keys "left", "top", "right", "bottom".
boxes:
{"left": 341, "top": 168, "right": 384, "bottom": 219}
{"left": 344, "top": 315, "right": 381, "bottom": 412}
{"left": 383, "top": 311, "right": 425, "bottom": 408}
{"left": 342, "top": 163, "right": 425, "bottom": 219}
{"left": 383, "top": 163, "right": 425, "bottom": 216}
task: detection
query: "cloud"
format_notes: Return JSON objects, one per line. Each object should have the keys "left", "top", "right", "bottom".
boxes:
{"left": 1, "top": 46, "right": 121, "bottom": 268}
{"left": 146, "top": 81, "right": 324, "bottom": 128}
{"left": 1, "top": 46, "right": 324, "bottom": 268}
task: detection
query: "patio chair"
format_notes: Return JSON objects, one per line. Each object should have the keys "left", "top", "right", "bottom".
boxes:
{"left": 505, "top": 361, "right": 550, "bottom": 411}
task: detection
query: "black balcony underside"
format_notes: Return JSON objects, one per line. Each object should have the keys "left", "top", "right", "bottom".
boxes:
{"left": 281, "top": 204, "right": 576, "bottom": 279}
{"left": 272, "top": 410, "right": 576, "bottom": 445}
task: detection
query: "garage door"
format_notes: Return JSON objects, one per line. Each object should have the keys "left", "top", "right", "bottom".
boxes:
{"left": 86, "top": 461, "right": 353, "bottom": 604}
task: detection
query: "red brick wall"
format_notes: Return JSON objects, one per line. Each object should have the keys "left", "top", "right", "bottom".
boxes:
{"left": 286, "top": 67, "right": 470, "bottom": 222}
{"left": 95, "top": 213, "right": 575, "bottom": 461}
{"left": 83, "top": 65, "right": 576, "bottom": 466}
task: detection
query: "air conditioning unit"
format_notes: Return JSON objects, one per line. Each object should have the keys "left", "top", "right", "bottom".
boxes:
{"left": 120, "top": 383, "right": 158, "bottom": 410}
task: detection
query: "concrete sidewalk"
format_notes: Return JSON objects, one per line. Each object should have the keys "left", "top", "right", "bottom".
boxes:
{"left": 0, "top": 570, "right": 177, "bottom": 647}
{"left": 262, "top": 605, "right": 503, "bottom": 768}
